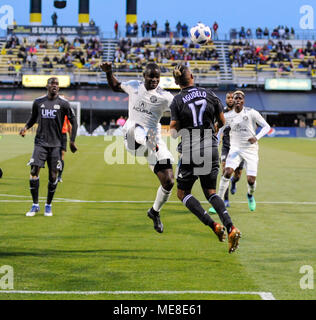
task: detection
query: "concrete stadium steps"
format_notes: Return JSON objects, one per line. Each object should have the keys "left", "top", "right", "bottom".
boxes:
{"left": 101, "top": 39, "right": 119, "bottom": 62}
{"left": 214, "top": 40, "right": 233, "bottom": 82}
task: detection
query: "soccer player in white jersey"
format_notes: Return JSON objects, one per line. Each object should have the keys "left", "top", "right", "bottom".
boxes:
{"left": 100, "top": 62, "right": 175, "bottom": 233}
{"left": 217, "top": 91, "right": 270, "bottom": 212}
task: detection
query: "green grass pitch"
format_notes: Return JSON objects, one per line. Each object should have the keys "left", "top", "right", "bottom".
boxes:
{"left": 0, "top": 135, "right": 316, "bottom": 300}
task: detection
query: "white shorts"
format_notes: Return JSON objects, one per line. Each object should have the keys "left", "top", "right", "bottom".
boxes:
{"left": 225, "top": 146, "right": 259, "bottom": 176}
{"left": 122, "top": 119, "right": 174, "bottom": 170}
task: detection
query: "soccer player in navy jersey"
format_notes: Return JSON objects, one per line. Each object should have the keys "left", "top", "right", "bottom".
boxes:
{"left": 169, "top": 65, "right": 241, "bottom": 253}
{"left": 20, "top": 77, "right": 78, "bottom": 216}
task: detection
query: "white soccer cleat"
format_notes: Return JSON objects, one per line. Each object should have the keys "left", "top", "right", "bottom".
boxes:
{"left": 26, "top": 204, "right": 40, "bottom": 217}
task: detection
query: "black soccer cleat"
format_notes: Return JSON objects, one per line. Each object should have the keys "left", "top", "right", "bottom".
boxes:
{"left": 147, "top": 208, "right": 164, "bottom": 233}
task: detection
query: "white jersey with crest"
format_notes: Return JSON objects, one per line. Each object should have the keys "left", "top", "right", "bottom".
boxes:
{"left": 224, "top": 107, "right": 270, "bottom": 149}
{"left": 121, "top": 80, "right": 174, "bottom": 129}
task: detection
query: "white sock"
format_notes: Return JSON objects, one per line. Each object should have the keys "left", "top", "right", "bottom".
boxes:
{"left": 247, "top": 181, "right": 256, "bottom": 196}
{"left": 153, "top": 186, "right": 172, "bottom": 212}
{"left": 218, "top": 176, "right": 231, "bottom": 199}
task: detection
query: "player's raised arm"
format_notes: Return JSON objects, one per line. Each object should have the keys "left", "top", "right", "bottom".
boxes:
{"left": 100, "top": 62, "right": 124, "bottom": 93}
{"left": 20, "top": 100, "right": 38, "bottom": 137}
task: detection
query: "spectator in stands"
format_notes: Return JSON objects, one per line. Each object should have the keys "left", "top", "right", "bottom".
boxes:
{"left": 271, "top": 27, "right": 279, "bottom": 39}
{"left": 126, "top": 22, "right": 133, "bottom": 36}
{"left": 116, "top": 116, "right": 126, "bottom": 127}
{"left": 109, "top": 119, "right": 116, "bottom": 129}
{"left": 182, "top": 23, "right": 189, "bottom": 37}
{"left": 29, "top": 45, "right": 37, "bottom": 54}
{"left": 89, "top": 19, "right": 96, "bottom": 27}
{"left": 290, "top": 27, "right": 295, "bottom": 39}
{"left": 165, "top": 20, "right": 170, "bottom": 37}
{"left": 26, "top": 52, "right": 32, "bottom": 67}
{"left": 133, "top": 22, "right": 138, "bottom": 36}
{"left": 141, "top": 21, "right": 146, "bottom": 37}
{"left": 51, "top": 12, "right": 58, "bottom": 26}
{"left": 114, "top": 21, "right": 119, "bottom": 39}
{"left": 278, "top": 26, "right": 285, "bottom": 39}
{"left": 239, "top": 27, "right": 246, "bottom": 39}
{"left": 102, "top": 121, "right": 109, "bottom": 132}
{"left": 256, "top": 27, "right": 263, "bottom": 39}
{"left": 31, "top": 54, "right": 37, "bottom": 71}
{"left": 246, "top": 28, "right": 252, "bottom": 39}
{"left": 151, "top": 20, "right": 158, "bottom": 37}
{"left": 145, "top": 21, "right": 151, "bottom": 37}
{"left": 176, "top": 22, "right": 182, "bottom": 37}
{"left": 213, "top": 22, "right": 219, "bottom": 40}
{"left": 263, "top": 27, "right": 269, "bottom": 39}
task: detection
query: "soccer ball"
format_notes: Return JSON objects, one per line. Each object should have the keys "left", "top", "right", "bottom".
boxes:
{"left": 190, "top": 23, "right": 212, "bottom": 45}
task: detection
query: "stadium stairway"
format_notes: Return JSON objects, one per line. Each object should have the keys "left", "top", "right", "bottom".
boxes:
{"left": 101, "top": 39, "right": 118, "bottom": 62}
{"left": 100, "top": 38, "right": 118, "bottom": 83}
{"left": 214, "top": 41, "right": 233, "bottom": 82}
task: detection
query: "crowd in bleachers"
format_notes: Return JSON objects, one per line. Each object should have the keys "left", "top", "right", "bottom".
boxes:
{"left": 112, "top": 38, "right": 220, "bottom": 73}
{"left": 1, "top": 35, "right": 102, "bottom": 73}
{"left": 124, "top": 20, "right": 190, "bottom": 38}
{"left": 229, "top": 40, "right": 316, "bottom": 74}
{"left": 230, "top": 26, "right": 296, "bottom": 40}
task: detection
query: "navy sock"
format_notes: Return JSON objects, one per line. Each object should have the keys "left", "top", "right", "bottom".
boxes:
{"left": 208, "top": 194, "right": 233, "bottom": 232}
{"left": 183, "top": 194, "right": 215, "bottom": 230}
{"left": 47, "top": 180, "right": 58, "bottom": 205}
{"left": 30, "top": 178, "right": 39, "bottom": 204}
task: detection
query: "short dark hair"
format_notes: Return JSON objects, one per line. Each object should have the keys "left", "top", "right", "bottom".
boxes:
{"left": 173, "top": 64, "right": 191, "bottom": 86}
{"left": 47, "top": 77, "right": 58, "bottom": 85}
{"left": 145, "top": 63, "right": 160, "bottom": 73}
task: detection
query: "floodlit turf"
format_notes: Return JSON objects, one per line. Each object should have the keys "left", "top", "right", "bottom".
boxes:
{"left": 0, "top": 135, "right": 316, "bottom": 300}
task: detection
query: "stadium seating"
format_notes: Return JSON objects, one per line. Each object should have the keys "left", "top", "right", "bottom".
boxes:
{"left": 0, "top": 36, "right": 103, "bottom": 78}
{"left": 112, "top": 38, "right": 220, "bottom": 79}
{"left": 229, "top": 40, "right": 316, "bottom": 84}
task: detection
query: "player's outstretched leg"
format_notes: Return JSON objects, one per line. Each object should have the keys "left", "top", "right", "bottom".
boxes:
{"left": 247, "top": 177, "right": 256, "bottom": 212}
{"left": 26, "top": 166, "right": 40, "bottom": 217}
{"left": 179, "top": 191, "right": 226, "bottom": 242}
{"left": 147, "top": 166, "right": 174, "bottom": 233}
{"left": 208, "top": 193, "right": 241, "bottom": 252}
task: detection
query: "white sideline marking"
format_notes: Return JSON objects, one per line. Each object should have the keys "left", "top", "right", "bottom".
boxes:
{"left": 1, "top": 194, "right": 316, "bottom": 205}
{"left": 0, "top": 290, "right": 275, "bottom": 300}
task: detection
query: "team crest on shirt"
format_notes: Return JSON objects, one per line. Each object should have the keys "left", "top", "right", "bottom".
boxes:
{"left": 54, "top": 105, "right": 60, "bottom": 110}
{"left": 40, "top": 104, "right": 45, "bottom": 108}
{"left": 150, "top": 96, "right": 158, "bottom": 103}
{"left": 243, "top": 116, "right": 248, "bottom": 121}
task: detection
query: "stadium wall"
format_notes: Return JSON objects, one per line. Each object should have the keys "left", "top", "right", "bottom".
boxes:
{"left": 1, "top": 88, "right": 316, "bottom": 113}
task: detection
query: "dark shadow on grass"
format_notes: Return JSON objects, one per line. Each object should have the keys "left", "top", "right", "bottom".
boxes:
{"left": 0, "top": 248, "right": 222, "bottom": 263}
